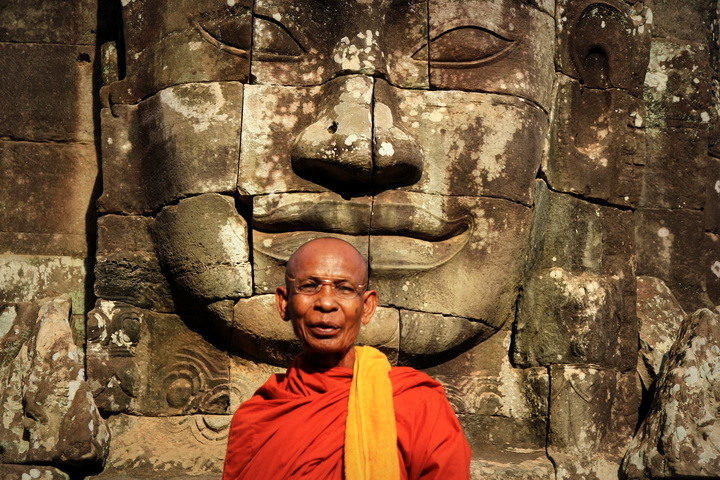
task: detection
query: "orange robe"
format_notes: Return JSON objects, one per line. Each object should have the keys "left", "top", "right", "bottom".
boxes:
{"left": 222, "top": 356, "right": 471, "bottom": 480}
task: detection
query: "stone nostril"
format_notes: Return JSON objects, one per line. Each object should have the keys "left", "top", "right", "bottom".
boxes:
{"left": 327, "top": 121, "right": 338, "bottom": 134}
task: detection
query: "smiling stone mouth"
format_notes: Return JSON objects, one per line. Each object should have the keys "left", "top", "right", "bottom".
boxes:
{"left": 251, "top": 194, "right": 472, "bottom": 274}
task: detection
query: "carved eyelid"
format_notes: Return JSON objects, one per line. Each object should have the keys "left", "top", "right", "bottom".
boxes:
{"left": 192, "top": 13, "right": 306, "bottom": 59}
{"left": 253, "top": 14, "right": 307, "bottom": 59}
{"left": 413, "top": 25, "right": 516, "bottom": 68}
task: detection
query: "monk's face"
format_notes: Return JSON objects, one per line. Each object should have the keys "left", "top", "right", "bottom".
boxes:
{"left": 276, "top": 239, "right": 378, "bottom": 367}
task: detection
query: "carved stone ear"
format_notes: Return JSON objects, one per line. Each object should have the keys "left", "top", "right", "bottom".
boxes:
{"left": 558, "top": 0, "right": 651, "bottom": 95}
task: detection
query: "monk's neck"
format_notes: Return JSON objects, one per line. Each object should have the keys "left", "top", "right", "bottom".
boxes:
{"left": 304, "top": 347, "right": 356, "bottom": 370}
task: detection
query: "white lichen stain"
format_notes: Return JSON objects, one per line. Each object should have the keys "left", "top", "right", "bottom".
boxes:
{"left": 701, "top": 111, "right": 710, "bottom": 122}
{"left": 159, "top": 83, "right": 228, "bottom": 133}
{"left": 378, "top": 142, "right": 394, "bottom": 156}
{"left": 714, "top": 180, "right": 720, "bottom": 194}
{"left": 711, "top": 261, "right": 720, "bottom": 278}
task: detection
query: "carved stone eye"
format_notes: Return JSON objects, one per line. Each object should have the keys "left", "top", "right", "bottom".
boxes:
{"left": 413, "top": 27, "right": 514, "bottom": 67}
{"left": 253, "top": 17, "right": 305, "bottom": 59}
{"left": 195, "top": 8, "right": 253, "bottom": 53}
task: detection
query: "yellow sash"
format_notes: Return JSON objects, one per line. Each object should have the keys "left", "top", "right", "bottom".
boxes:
{"left": 344, "top": 345, "right": 400, "bottom": 480}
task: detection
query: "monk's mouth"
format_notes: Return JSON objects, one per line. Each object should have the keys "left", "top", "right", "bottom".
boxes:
{"left": 251, "top": 194, "right": 472, "bottom": 274}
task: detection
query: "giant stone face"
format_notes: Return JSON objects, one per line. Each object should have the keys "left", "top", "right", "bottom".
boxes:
{"left": 100, "top": 0, "right": 554, "bottom": 366}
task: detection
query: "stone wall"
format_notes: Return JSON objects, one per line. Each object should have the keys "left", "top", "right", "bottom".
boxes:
{"left": 1, "top": 0, "right": 719, "bottom": 479}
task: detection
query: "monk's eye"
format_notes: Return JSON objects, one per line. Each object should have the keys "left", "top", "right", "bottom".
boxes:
{"left": 194, "top": 8, "right": 253, "bottom": 54}
{"left": 413, "top": 27, "right": 514, "bottom": 67}
{"left": 253, "top": 16, "right": 305, "bottom": 59}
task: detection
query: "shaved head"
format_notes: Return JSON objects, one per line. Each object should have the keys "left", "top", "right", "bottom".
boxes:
{"left": 286, "top": 237, "right": 369, "bottom": 284}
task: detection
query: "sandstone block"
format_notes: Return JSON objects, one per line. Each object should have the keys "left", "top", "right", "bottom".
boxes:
{"left": 99, "top": 83, "right": 243, "bottom": 214}
{"left": 650, "top": 0, "right": 715, "bottom": 42}
{"left": 636, "top": 276, "right": 685, "bottom": 388}
{"left": 0, "top": 465, "right": 69, "bottom": 480}
{"left": 0, "top": 255, "right": 87, "bottom": 316}
{"left": 428, "top": 0, "right": 554, "bottom": 110}
{"left": 547, "top": 77, "right": 645, "bottom": 207}
{"left": 86, "top": 300, "right": 231, "bottom": 416}
{"left": 549, "top": 366, "right": 639, "bottom": 480}
{"left": 636, "top": 208, "right": 710, "bottom": 311}
{"left": 101, "top": 0, "right": 251, "bottom": 105}
{"left": 622, "top": 309, "right": 720, "bottom": 478}
{"left": 640, "top": 127, "right": 709, "bottom": 209}
{"left": 252, "top": 0, "right": 428, "bottom": 88}
{"left": 0, "top": 141, "right": 98, "bottom": 257}
{"left": 556, "top": 0, "right": 650, "bottom": 94}
{"left": 703, "top": 157, "right": 720, "bottom": 233}
{"left": 0, "top": 0, "right": 98, "bottom": 44}
{"left": 95, "top": 214, "right": 174, "bottom": 312}
{"left": 644, "top": 39, "right": 713, "bottom": 128}
{"left": 0, "top": 44, "right": 95, "bottom": 143}
{"left": 87, "top": 414, "right": 229, "bottom": 477}
{"left": 705, "top": 233, "right": 720, "bottom": 306}
{"left": 153, "top": 194, "right": 252, "bottom": 304}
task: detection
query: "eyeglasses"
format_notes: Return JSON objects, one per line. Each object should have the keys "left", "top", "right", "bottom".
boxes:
{"left": 286, "top": 276, "right": 366, "bottom": 299}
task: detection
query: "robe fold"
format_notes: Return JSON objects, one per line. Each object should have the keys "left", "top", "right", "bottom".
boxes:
{"left": 222, "top": 355, "right": 471, "bottom": 480}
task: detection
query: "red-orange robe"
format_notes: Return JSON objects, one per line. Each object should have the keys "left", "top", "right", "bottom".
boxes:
{"left": 222, "top": 356, "right": 471, "bottom": 480}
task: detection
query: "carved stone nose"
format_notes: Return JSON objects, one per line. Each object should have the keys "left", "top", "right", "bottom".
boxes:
{"left": 291, "top": 75, "right": 424, "bottom": 196}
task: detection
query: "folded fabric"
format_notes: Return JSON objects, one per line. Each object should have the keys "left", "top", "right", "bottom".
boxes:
{"left": 345, "top": 345, "right": 401, "bottom": 480}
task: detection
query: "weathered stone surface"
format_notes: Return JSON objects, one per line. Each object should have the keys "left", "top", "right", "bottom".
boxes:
{"left": 0, "top": 296, "right": 109, "bottom": 466}
{"left": 0, "top": 465, "right": 70, "bottom": 480}
{"left": 635, "top": 208, "right": 710, "bottom": 312}
{"left": 101, "top": 0, "right": 252, "bottom": 105}
{"left": 556, "top": 0, "right": 650, "bottom": 94}
{"left": 705, "top": 157, "right": 720, "bottom": 233}
{"left": 0, "top": 255, "right": 87, "bottom": 315}
{"left": 252, "top": 0, "right": 428, "bottom": 88}
{"left": 705, "top": 233, "right": 720, "bottom": 306}
{"left": 233, "top": 294, "right": 399, "bottom": 366}
{"left": 636, "top": 276, "right": 685, "bottom": 388}
{"left": 622, "top": 309, "right": 720, "bottom": 478}
{"left": 0, "top": 0, "right": 98, "bottom": 44}
{"left": 640, "top": 127, "right": 709, "bottom": 209}
{"left": 153, "top": 194, "right": 252, "bottom": 304}
{"left": 644, "top": 39, "right": 713, "bottom": 128}
{"left": 88, "top": 414, "right": 228, "bottom": 477}
{"left": 428, "top": 0, "right": 555, "bottom": 110}
{"left": 99, "top": 82, "right": 243, "bottom": 214}
{"left": 399, "top": 310, "right": 495, "bottom": 366}
{"left": 547, "top": 77, "right": 645, "bottom": 207}
{"left": 549, "top": 366, "right": 639, "bottom": 480}
{"left": 515, "top": 183, "right": 636, "bottom": 369}
{"left": 0, "top": 141, "right": 98, "bottom": 257}
{"left": 650, "top": 0, "right": 715, "bottom": 42}
{"left": 515, "top": 268, "right": 630, "bottom": 368}
{"left": 426, "top": 331, "right": 549, "bottom": 455}
{"left": 229, "top": 356, "right": 285, "bottom": 411}
{"left": 239, "top": 80, "right": 547, "bottom": 204}
{"left": 0, "top": 44, "right": 95, "bottom": 143}
{"left": 87, "top": 300, "right": 231, "bottom": 416}
{"left": 469, "top": 453, "right": 554, "bottom": 480}
{"left": 95, "top": 215, "right": 174, "bottom": 312}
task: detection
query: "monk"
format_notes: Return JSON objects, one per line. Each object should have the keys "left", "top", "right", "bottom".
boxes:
{"left": 222, "top": 238, "right": 471, "bottom": 479}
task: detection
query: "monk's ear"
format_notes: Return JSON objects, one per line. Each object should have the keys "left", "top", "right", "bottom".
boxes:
{"left": 276, "top": 286, "right": 290, "bottom": 322}
{"left": 360, "top": 289, "right": 378, "bottom": 325}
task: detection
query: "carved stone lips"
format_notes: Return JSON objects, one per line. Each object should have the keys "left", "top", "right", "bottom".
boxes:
{"left": 252, "top": 196, "right": 472, "bottom": 274}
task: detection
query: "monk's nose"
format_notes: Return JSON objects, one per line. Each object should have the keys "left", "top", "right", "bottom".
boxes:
{"left": 290, "top": 76, "right": 424, "bottom": 196}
